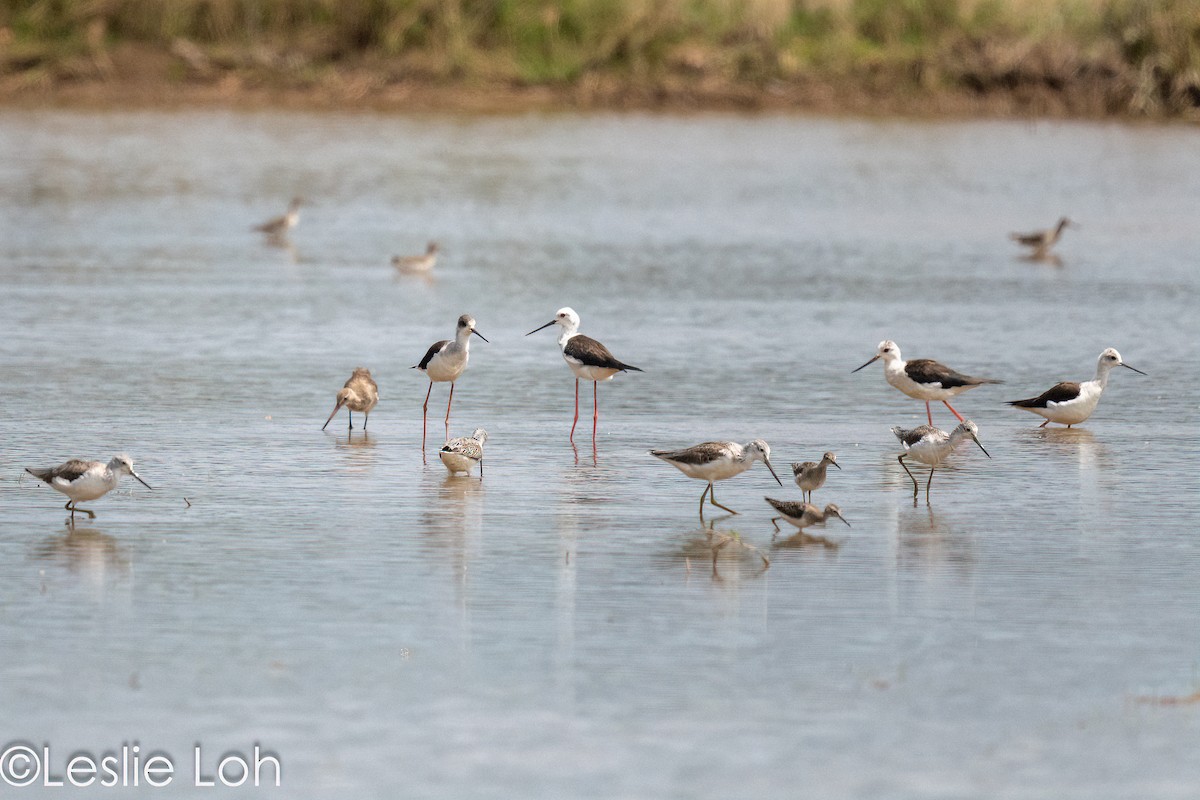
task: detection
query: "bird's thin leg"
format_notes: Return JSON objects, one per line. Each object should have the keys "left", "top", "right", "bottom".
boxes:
{"left": 926, "top": 402, "right": 933, "bottom": 426}
{"left": 347, "top": 409, "right": 353, "bottom": 431}
{"left": 592, "top": 381, "right": 599, "bottom": 442}
{"left": 422, "top": 381, "right": 433, "bottom": 450}
{"left": 770, "top": 517, "right": 782, "bottom": 535}
{"left": 898, "top": 455, "right": 919, "bottom": 496}
{"left": 709, "top": 483, "right": 738, "bottom": 515}
{"left": 926, "top": 468, "right": 935, "bottom": 503}
{"left": 698, "top": 483, "right": 710, "bottom": 518}
{"left": 943, "top": 400, "right": 965, "bottom": 422}
{"left": 479, "top": 459, "right": 483, "bottom": 481}
{"left": 65, "top": 500, "right": 74, "bottom": 525}
{"left": 68, "top": 501, "right": 95, "bottom": 520}
{"left": 363, "top": 412, "right": 369, "bottom": 431}
{"left": 445, "top": 382, "right": 455, "bottom": 437}
{"left": 570, "top": 379, "right": 579, "bottom": 441}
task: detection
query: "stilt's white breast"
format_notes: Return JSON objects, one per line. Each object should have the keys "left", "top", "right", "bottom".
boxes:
{"left": 427, "top": 346, "right": 468, "bottom": 382}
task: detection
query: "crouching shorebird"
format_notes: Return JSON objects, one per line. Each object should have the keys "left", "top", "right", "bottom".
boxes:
{"left": 526, "top": 307, "right": 642, "bottom": 442}
{"left": 253, "top": 196, "right": 303, "bottom": 239}
{"left": 322, "top": 367, "right": 379, "bottom": 431}
{"left": 25, "top": 455, "right": 152, "bottom": 523}
{"left": 1010, "top": 216, "right": 1076, "bottom": 259}
{"left": 791, "top": 452, "right": 840, "bottom": 503}
{"left": 651, "top": 440, "right": 782, "bottom": 517}
{"left": 853, "top": 340, "right": 1001, "bottom": 425}
{"left": 764, "top": 498, "right": 850, "bottom": 535}
{"left": 892, "top": 420, "right": 990, "bottom": 501}
{"left": 1008, "top": 348, "right": 1145, "bottom": 428}
{"left": 414, "top": 314, "right": 488, "bottom": 450}
{"left": 392, "top": 241, "right": 439, "bottom": 273}
{"left": 439, "top": 428, "right": 488, "bottom": 478}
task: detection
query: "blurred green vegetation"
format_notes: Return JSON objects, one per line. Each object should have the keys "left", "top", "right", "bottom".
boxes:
{"left": 1, "top": 0, "right": 1197, "bottom": 114}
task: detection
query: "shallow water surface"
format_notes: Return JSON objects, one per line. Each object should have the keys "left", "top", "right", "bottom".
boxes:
{"left": 0, "top": 111, "right": 1198, "bottom": 797}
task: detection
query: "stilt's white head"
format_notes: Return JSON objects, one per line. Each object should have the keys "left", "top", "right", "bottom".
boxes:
{"left": 526, "top": 307, "right": 581, "bottom": 338}
{"left": 1097, "top": 348, "right": 1146, "bottom": 376}
{"left": 456, "top": 314, "right": 489, "bottom": 344}
{"left": 470, "top": 428, "right": 489, "bottom": 445}
{"left": 744, "top": 439, "right": 783, "bottom": 486}
{"left": 553, "top": 307, "right": 581, "bottom": 333}
{"left": 853, "top": 340, "right": 902, "bottom": 372}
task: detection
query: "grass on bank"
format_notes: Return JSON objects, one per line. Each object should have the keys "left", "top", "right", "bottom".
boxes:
{"left": 1, "top": 0, "right": 1197, "bottom": 115}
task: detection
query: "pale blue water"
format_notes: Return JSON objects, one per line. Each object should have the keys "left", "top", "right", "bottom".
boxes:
{"left": 0, "top": 111, "right": 1198, "bottom": 797}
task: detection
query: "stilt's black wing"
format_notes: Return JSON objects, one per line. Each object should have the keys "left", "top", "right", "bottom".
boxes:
{"left": 414, "top": 340, "right": 449, "bottom": 370}
{"left": 1008, "top": 382, "right": 1081, "bottom": 408}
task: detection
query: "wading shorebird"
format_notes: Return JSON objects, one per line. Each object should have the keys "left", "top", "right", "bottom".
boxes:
{"left": 526, "top": 307, "right": 642, "bottom": 441}
{"left": 1010, "top": 217, "right": 1076, "bottom": 259}
{"left": 651, "top": 440, "right": 782, "bottom": 517}
{"left": 764, "top": 498, "right": 850, "bottom": 535}
{"left": 892, "top": 420, "right": 990, "bottom": 501}
{"left": 1007, "top": 348, "right": 1145, "bottom": 428}
{"left": 25, "top": 455, "right": 152, "bottom": 523}
{"left": 853, "top": 340, "right": 1001, "bottom": 425}
{"left": 791, "top": 452, "right": 840, "bottom": 503}
{"left": 439, "top": 428, "right": 488, "bottom": 478}
{"left": 392, "top": 241, "right": 439, "bottom": 273}
{"left": 414, "top": 314, "right": 488, "bottom": 450}
{"left": 253, "top": 196, "right": 303, "bottom": 238}
{"left": 322, "top": 367, "right": 379, "bottom": 431}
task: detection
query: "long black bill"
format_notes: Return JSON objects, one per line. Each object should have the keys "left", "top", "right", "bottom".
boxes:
{"left": 837, "top": 515, "right": 851, "bottom": 527}
{"left": 525, "top": 320, "right": 556, "bottom": 336}
{"left": 851, "top": 354, "right": 880, "bottom": 373}
{"left": 832, "top": 462, "right": 842, "bottom": 470}
{"left": 132, "top": 472, "right": 153, "bottom": 490}
{"left": 1121, "top": 363, "right": 1147, "bottom": 375}
{"left": 764, "top": 459, "right": 783, "bottom": 486}
{"left": 472, "top": 329, "right": 490, "bottom": 343}
{"left": 973, "top": 438, "right": 992, "bottom": 459}
{"left": 322, "top": 401, "right": 344, "bottom": 431}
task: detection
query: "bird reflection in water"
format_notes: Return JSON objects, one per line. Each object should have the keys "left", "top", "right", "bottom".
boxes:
{"left": 332, "top": 431, "right": 377, "bottom": 474}
{"left": 572, "top": 438, "right": 598, "bottom": 467}
{"left": 896, "top": 506, "right": 976, "bottom": 576}
{"left": 772, "top": 529, "right": 841, "bottom": 551}
{"left": 1021, "top": 425, "right": 1103, "bottom": 460}
{"left": 677, "top": 521, "right": 770, "bottom": 580}
{"left": 418, "top": 473, "right": 486, "bottom": 537}
{"left": 393, "top": 269, "right": 436, "bottom": 288}
{"left": 31, "top": 528, "right": 130, "bottom": 595}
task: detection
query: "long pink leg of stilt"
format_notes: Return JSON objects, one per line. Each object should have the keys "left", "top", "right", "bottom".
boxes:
{"left": 943, "top": 400, "right": 965, "bottom": 422}
{"left": 445, "top": 382, "right": 455, "bottom": 436}
{"left": 570, "top": 379, "right": 579, "bottom": 440}
{"left": 422, "top": 381, "right": 433, "bottom": 450}
{"left": 592, "top": 381, "right": 599, "bottom": 441}
{"left": 925, "top": 402, "right": 933, "bottom": 426}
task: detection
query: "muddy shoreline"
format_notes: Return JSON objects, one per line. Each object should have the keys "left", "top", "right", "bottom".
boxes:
{"left": 0, "top": 75, "right": 1175, "bottom": 121}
